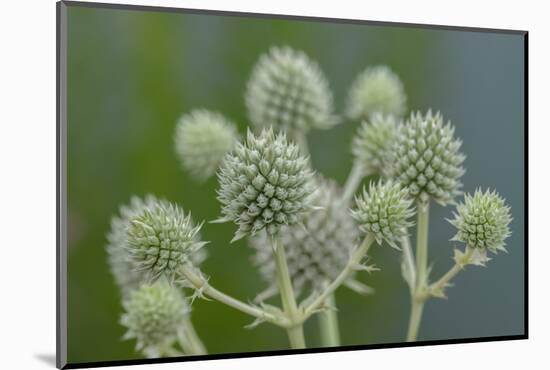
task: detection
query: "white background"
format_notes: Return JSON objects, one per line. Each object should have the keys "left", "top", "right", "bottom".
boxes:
{"left": 0, "top": 0, "right": 545, "bottom": 369}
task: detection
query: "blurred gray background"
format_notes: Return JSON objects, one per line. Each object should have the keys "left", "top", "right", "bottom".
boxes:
{"left": 66, "top": 4, "right": 525, "bottom": 363}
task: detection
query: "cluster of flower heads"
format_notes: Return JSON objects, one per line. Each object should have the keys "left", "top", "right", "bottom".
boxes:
{"left": 105, "top": 44, "right": 515, "bottom": 356}
{"left": 245, "top": 46, "right": 338, "bottom": 136}
{"left": 215, "top": 127, "right": 315, "bottom": 242}
{"left": 250, "top": 177, "right": 371, "bottom": 299}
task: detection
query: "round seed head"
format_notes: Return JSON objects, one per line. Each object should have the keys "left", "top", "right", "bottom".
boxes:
{"left": 121, "top": 282, "right": 187, "bottom": 351}
{"left": 216, "top": 127, "right": 315, "bottom": 242}
{"left": 351, "top": 180, "right": 415, "bottom": 248}
{"left": 346, "top": 65, "right": 407, "bottom": 121}
{"left": 126, "top": 202, "right": 207, "bottom": 281}
{"left": 250, "top": 177, "right": 368, "bottom": 299}
{"left": 174, "top": 109, "right": 239, "bottom": 182}
{"left": 245, "top": 46, "right": 338, "bottom": 135}
{"left": 352, "top": 113, "right": 399, "bottom": 174}
{"left": 449, "top": 189, "right": 512, "bottom": 253}
{"left": 385, "top": 110, "right": 465, "bottom": 206}
{"left": 107, "top": 196, "right": 206, "bottom": 296}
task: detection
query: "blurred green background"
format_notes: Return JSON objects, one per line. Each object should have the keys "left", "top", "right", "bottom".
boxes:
{"left": 66, "top": 3, "right": 525, "bottom": 364}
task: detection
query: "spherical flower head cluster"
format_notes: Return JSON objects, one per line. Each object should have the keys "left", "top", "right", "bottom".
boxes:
{"left": 121, "top": 282, "right": 187, "bottom": 351}
{"left": 352, "top": 113, "right": 398, "bottom": 174}
{"left": 346, "top": 65, "right": 407, "bottom": 121}
{"left": 385, "top": 110, "right": 465, "bottom": 206}
{"left": 250, "top": 177, "right": 367, "bottom": 299}
{"left": 126, "top": 202, "right": 207, "bottom": 281}
{"left": 174, "top": 109, "right": 239, "bottom": 182}
{"left": 351, "top": 180, "right": 415, "bottom": 248}
{"left": 245, "top": 46, "right": 338, "bottom": 136}
{"left": 216, "top": 128, "right": 315, "bottom": 242}
{"left": 449, "top": 189, "right": 512, "bottom": 253}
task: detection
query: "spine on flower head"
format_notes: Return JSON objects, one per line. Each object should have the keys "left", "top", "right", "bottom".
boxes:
{"left": 245, "top": 46, "right": 338, "bottom": 136}
{"left": 215, "top": 127, "right": 315, "bottom": 242}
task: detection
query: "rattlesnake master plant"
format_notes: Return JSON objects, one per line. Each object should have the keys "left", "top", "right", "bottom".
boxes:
{"left": 126, "top": 202, "right": 208, "bottom": 281}
{"left": 385, "top": 110, "right": 465, "bottom": 206}
{"left": 449, "top": 189, "right": 512, "bottom": 254}
{"left": 105, "top": 45, "right": 516, "bottom": 353}
{"left": 121, "top": 282, "right": 187, "bottom": 352}
{"left": 352, "top": 113, "right": 399, "bottom": 174}
{"left": 245, "top": 46, "right": 338, "bottom": 136}
{"left": 174, "top": 110, "right": 239, "bottom": 182}
{"left": 107, "top": 195, "right": 206, "bottom": 294}
{"left": 351, "top": 180, "right": 415, "bottom": 248}
{"left": 250, "top": 177, "right": 370, "bottom": 300}
{"left": 346, "top": 65, "right": 407, "bottom": 121}
{"left": 215, "top": 127, "right": 315, "bottom": 242}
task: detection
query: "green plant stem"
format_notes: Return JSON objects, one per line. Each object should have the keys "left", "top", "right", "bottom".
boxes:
{"left": 401, "top": 235, "right": 416, "bottom": 293}
{"left": 272, "top": 237, "right": 306, "bottom": 349}
{"left": 304, "top": 233, "right": 375, "bottom": 317}
{"left": 426, "top": 247, "right": 475, "bottom": 298}
{"left": 341, "top": 161, "right": 366, "bottom": 204}
{"left": 179, "top": 264, "right": 288, "bottom": 327}
{"left": 317, "top": 293, "right": 341, "bottom": 346}
{"left": 178, "top": 317, "right": 207, "bottom": 355}
{"left": 293, "top": 132, "right": 310, "bottom": 156}
{"left": 406, "top": 201, "right": 430, "bottom": 342}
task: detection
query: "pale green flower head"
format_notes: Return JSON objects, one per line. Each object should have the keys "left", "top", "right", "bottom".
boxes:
{"left": 346, "top": 65, "right": 407, "bottom": 121}
{"left": 385, "top": 110, "right": 465, "bottom": 206}
{"left": 351, "top": 180, "right": 415, "bottom": 248}
{"left": 174, "top": 109, "right": 239, "bottom": 182}
{"left": 245, "top": 46, "right": 338, "bottom": 136}
{"left": 449, "top": 189, "right": 512, "bottom": 253}
{"left": 215, "top": 127, "right": 315, "bottom": 242}
{"left": 126, "top": 202, "right": 207, "bottom": 281}
{"left": 250, "top": 176, "right": 371, "bottom": 299}
{"left": 121, "top": 281, "right": 187, "bottom": 351}
{"left": 352, "top": 113, "right": 399, "bottom": 174}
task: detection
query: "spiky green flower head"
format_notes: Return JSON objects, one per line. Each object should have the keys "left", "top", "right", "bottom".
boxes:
{"left": 250, "top": 177, "right": 371, "bottom": 299}
{"left": 107, "top": 196, "right": 206, "bottom": 295}
{"left": 449, "top": 189, "right": 512, "bottom": 253}
{"left": 346, "top": 65, "right": 407, "bottom": 121}
{"left": 351, "top": 180, "right": 415, "bottom": 248}
{"left": 385, "top": 110, "right": 466, "bottom": 206}
{"left": 352, "top": 113, "right": 399, "bottom": 174}
{"left": 245, "top": 46, "right": 338, "bottom": 136}
{"left": 121, "top": 281, "right": 187, "bottom": 351}
{"left": 216, "top": 128, "right": 315, "bottom": 242}
{"left": 174, "top": 109, "right": 239, "bottom": 182}
{"left": 126, "top": 202, "right": 207, "bottom": 281}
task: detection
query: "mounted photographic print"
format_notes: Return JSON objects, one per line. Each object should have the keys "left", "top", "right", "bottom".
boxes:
{"left": 57, "top": 1, "right": 528, "bottom": 368}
